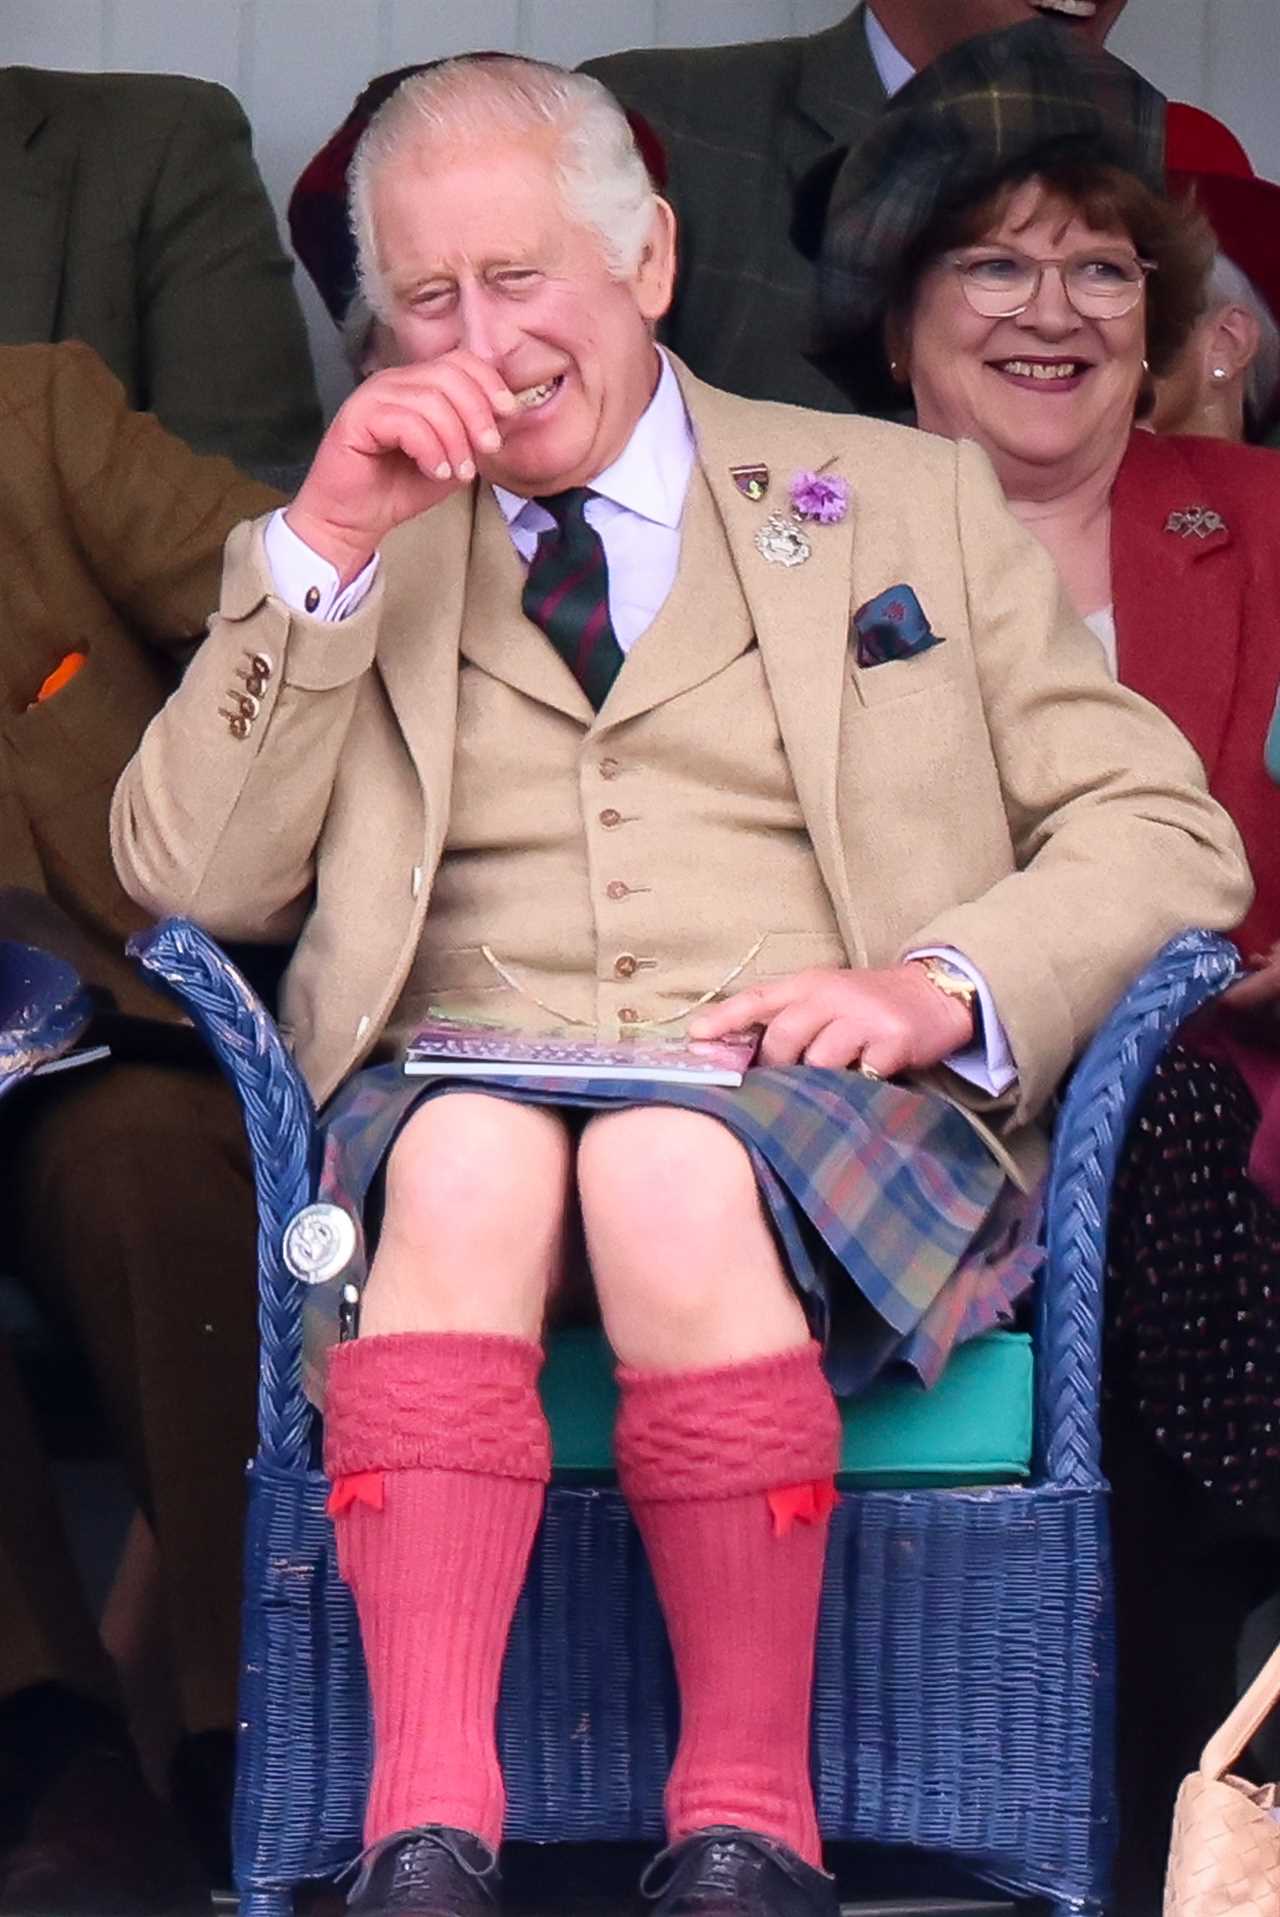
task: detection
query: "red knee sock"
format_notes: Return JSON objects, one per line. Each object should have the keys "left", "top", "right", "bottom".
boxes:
{"left": 615, "top": 1340, "right": 841, "bottom": 1868}
{"left": 323, "top": 1332, "right": 551, "bottom": 1851}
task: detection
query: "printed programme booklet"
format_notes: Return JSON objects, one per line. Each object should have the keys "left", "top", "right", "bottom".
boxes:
{"left": 404, "top": 1015, "right": 760, "bottom": 1087}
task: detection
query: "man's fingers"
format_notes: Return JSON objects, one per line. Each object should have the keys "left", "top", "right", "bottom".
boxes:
{"left": 803, "top": 1017, "right": 873, "bottom": 1071}
{"left": 688, "top": 977, "right": 800, "bottom": 1038}
{"left": 758, "top": 1000, "right": 830, "bottom": 1067}
{"left": 358, "top": 400, "right": 457, "bottom": 479}
{"left": 365, "top": 354, "right": 518, "bottom": 454}
{"left": 855, "top": 1034, "right": 908, "bottom": 1079}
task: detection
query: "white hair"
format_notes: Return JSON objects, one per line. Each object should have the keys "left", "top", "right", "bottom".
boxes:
{"left": 1205, "top": 250, "right": 1280, "bottom": 440}
{"left": 349, "top": 56, "right": 658, "bottom": 324}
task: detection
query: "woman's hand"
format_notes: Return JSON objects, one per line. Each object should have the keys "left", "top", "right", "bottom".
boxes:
{"left": 1221, "top": 942, "right": 1280, "bottom": 1022}
{"left": 689, "top": 964, "right": 975, "bottom": 1076}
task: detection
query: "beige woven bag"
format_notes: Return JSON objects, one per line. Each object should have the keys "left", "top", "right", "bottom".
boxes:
{"left": 1165, "top": 1637, "right": 1280, "bottom": 1915}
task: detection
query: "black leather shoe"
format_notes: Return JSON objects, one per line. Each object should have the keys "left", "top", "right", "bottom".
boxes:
{"left": 345, "top": 1826, "right": 500, "bottom": 1915}
{"left": 640, "top": 1827, "right": 840, "bottom": 1916}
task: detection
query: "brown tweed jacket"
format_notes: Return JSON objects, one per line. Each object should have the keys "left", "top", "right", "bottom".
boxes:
{"left": 0, "top": 66, "right": 322, "bottom": 470}
{"left": 584, "top": 8, "right": 885, "bottom": 409}
{"left": 0, "top": 342, "right": 279, "bottom": 1016}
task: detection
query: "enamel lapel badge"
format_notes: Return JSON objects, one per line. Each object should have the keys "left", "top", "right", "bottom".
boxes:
{"left": 730, "top": 463, "right": 770, "bottom": 502}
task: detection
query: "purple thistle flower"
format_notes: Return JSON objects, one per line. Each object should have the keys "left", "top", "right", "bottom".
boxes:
{"left": 789, "top": 470, "right": 850, "bottom": 525}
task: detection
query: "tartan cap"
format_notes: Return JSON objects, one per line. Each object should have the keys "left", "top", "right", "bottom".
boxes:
{"left": 816, "top": 18, "right": 1166, "bottom": 341}
{"left": 288, "top": 57, "right": 669, "bottom": 332}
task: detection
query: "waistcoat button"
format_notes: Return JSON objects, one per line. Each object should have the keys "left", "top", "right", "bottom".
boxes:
{"left": 599, "top": 757, "right": 620, "bottom": 780}
{"left": 605, "top": 880, "right": 629, "bottom": 901}
{"left": 614, "top": 954, "right": 638, "bottom": 979}
{"left": 599, "top": 807, "right": 622, "bottom": 828}
{"left": 618, "top": 1007, "right": 641, "bottom": 1024}
{"left": 250, "top": 653, "right": 274, "bottom": 679}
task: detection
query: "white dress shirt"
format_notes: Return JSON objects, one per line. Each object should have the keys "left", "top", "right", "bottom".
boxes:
{"left": 865, "top": 7, "right": 918, "bottom": 96}
{"left": 263, "top": 351, "right": 1014, "bottom": 1093}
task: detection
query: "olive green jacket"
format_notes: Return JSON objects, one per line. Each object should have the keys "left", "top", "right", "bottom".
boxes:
{"left": 0, "top": 65, "right": 321, "bottom": 470}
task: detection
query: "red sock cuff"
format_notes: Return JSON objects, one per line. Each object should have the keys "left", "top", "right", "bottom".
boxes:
{"left": 323, "top": 1331, "right": 551, "bottom": 1482}
{"left": 615, "top": 1340, "right": 841, "bottom": 1505}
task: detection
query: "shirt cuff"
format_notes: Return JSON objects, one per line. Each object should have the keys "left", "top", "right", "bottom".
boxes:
{"left": 904, "top": 947, "right": 1017, "bottom": 1095}
{"left": 264, "top": 508, "right": 379, "bottom": 620}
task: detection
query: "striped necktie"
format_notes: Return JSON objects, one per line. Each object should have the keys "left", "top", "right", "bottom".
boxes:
{"left": 521, "top": 488, "right": 626, "bottom": 710}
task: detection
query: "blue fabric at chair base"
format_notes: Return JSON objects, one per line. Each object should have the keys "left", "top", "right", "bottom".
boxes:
{"left": 233, "top": 1461, "right": 1111, "bottom": 1916}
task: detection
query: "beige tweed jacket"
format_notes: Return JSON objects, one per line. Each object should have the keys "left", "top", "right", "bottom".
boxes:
{"left": 111, "top": 360, "right": 1250, "bottom": 1173}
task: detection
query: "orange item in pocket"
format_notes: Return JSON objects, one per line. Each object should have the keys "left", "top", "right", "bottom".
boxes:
{"left": 35, "top": 651, "right": 87, "bottom": 703}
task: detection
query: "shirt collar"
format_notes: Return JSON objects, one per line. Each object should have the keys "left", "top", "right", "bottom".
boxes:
{"left": 864, "top": 7, "right": 917, "bottom": 97}
{"left": 492, "top": 348, "right": 693, "bottom": 533}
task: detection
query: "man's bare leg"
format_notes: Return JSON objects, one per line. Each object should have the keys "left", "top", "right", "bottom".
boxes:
{"left": 582, "top": 1106, "right": 841, "bottom": 1874}
{"left": 326, "top": 1095, "right": 571, "bottom": 1856}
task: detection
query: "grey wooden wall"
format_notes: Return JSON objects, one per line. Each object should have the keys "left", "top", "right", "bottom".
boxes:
{"left": 5, "top": 0, "right": 1276, "bottom": 415}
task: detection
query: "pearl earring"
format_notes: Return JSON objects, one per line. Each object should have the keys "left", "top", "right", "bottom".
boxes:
{"left": 1211, "top": 366, "right": 1229, "bottom": 382}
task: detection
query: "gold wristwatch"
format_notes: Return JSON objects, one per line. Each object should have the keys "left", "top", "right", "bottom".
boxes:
{"left": 909, "top": 955, "right": 980, "bottom": 1018}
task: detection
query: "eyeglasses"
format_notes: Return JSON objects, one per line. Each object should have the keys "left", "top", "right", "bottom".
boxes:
{"left": 942, "top": 245, "right": 1156, "bottom": 319}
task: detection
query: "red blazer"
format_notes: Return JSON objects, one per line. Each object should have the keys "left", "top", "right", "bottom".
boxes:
{"left": 1112, "top": 429, "right": 1280, "bottom": 962}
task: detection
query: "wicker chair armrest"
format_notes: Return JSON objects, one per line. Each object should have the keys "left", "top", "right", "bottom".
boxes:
{"left": 128, "top": 916, "right": 318, "bottom": 1469}
{"left": 1036, "top": 928, "right": 1240, "bottom": 1488}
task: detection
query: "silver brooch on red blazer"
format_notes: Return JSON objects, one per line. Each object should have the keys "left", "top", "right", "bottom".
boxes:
{"left": 1164, "top": 505, "right": 1227, "bottom": 539}
{"left": 852, "top": 585, "right": 943, "bottom": 668}
{"left": 752, "top": 468, "right": 851, "bottom": 569}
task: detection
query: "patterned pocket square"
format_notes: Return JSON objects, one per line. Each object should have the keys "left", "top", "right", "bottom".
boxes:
{"left": 852, "top": 585, "right": 943, "bottom": 667}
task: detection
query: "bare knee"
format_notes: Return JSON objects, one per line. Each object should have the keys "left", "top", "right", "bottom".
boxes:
{"left": 579, "top": 1108, "right": 807, "bottom": 1368}
{"left": 364, "top": 1094, "right": 572, "bottom": 1337}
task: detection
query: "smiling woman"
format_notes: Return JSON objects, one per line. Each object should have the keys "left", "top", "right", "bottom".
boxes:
{"left": 818, "top": 22, "right": 1280, "bottom": 1909}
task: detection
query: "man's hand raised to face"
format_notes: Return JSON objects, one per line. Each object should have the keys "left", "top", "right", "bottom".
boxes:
{"left": 285, "top": 351, "right": 519, "bottom": 586}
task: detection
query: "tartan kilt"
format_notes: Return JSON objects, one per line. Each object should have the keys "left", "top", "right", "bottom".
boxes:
{"left": 302, "top": 1062, "right": 1042, "bottom": 1404}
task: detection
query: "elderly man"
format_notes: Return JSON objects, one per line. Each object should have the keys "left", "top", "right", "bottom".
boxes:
{"left": 113, "top": 55, "right": 1247, "bottom": 1917}
{"left": 584, "top": 0, "right": 1138, "bottom": 407}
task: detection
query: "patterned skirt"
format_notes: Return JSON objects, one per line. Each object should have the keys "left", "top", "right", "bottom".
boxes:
{"left": 302, "top": 1062, "right": 1043, "bottom": 1405}
{"left": 1107, "top": 1039, "right": 1280, "bottom": 1518}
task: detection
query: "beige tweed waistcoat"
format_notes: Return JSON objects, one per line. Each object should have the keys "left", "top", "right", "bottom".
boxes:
{"left": 387, "top": 467, "right": 847, "bottom": 1049}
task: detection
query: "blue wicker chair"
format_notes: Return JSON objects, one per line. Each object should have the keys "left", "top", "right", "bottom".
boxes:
{"left": 128, "top": 918, "right": 1240, "bottom": 1917}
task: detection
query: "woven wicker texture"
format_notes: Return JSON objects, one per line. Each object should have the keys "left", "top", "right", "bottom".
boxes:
{"left": 1165, "top": 1774, "right": 1280, "bottom": 1915}
{"left": 126, "top": 919, "right": 1241, "bottom": 1917}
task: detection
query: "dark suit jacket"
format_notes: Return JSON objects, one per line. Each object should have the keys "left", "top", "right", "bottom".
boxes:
{"left": 1112, "top": 429, "right": 1280, "bottom": 962}
{"left": 0, "top": 342, "right": 280, "bottom": 1017}
{"left": 585, "top": 7, "right": 883, "bottom": 409}
{"left": 0, "top": 66, "right": 322, "bottom": 471}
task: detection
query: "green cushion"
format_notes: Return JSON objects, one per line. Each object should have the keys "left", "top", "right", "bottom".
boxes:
{"left": 540, "top": 1327, "right": 1033, "bottom": 1489}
